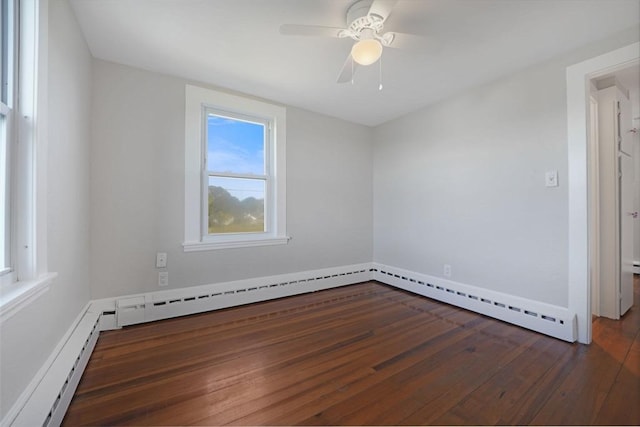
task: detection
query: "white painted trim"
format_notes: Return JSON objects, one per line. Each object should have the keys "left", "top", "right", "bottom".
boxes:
{"left": 0, "top": 272, "right": 56, "bottom": 323}
{"left": 4, "top": 261, "right": 588, "bottom": 426}
{"left": 111, "top": 263, "right": 372, "bottom": 327}
{"left": 34, "top": 0, "right": 49, "bottom": 281}
{"left": 3, "top": 0, "right": 52, "bottom": 316}
{"left": 566, "top": 42, "right": 640, "bottom": 344}
{"left": 589, "top": 94, "right": 600, "bottom": 317}
{"left": 12, "top": 310, "right": 100, "bottom": 427}
{"left": 183, "top": 235, "right": 290, "bottom": 252}
{"left": 184, "top": 85, "right": 287, "bottom": 251}
{"left": 0, "top": 301, "right": 91, "bottom": 427}
{"left": 373, "top": 263, "right": 576, "bottom": 342}
{"left": 87, "top": 297, "right": 116, "bottom": 315}
{"left": 1, "top": 264, "right": 370, "bottom": 426}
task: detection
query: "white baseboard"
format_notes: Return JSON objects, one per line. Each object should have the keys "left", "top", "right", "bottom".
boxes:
{"left": 6, "top": 261, "right": 580, "bottom": 426}
{"left": 633, "top": 261, "right": 640, "bottom": 275}
{"left": 372, "top": 263, "right": 577, "bottom": 342}
{"left": 111, "top": 263, "right": 372, "bottom": 328}
{"left": 4, "top": 263, "right": 371, "bottom": 427}
{"left": 2, "top": 303, "right": 99, "bottom": 427}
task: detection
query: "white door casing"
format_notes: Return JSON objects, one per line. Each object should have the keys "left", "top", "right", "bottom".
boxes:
{"left": 620, "top": 149, "right": 634, "bottom": 316}
{"left": 566, "top": 42, "right": 640, "bottom": 344}
{"left": 596, "top": 83, "right": 634, "bottom": 319}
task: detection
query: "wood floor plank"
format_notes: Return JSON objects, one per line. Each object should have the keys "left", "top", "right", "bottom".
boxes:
{"left": 67, "top": 293, "right": 414, "bottom": 424}
{"left": 430, "top": 335, "right": 568, "bottom": 425}
{"left": 126, "top": 310, "right": 426, "bottom": 425}
{"left": 528, "top": 276, "right": 640, "bottom": 426}
{"left": 248, "top": 315, "right": 491, "bottom": 426}
{"left": 593, "top": 282, "right": 640, "bottom": 426}
{"left": 73, "top": 286, "right": 397, "bottom": 397}
{"left": 195, "top": 302, "right": 483, "bottom": 425}
{"left": 63, "top": 279, "right": 640, "bottom": 426}
{"left": 592, "top": 332, "right": 640, "bottom": 425}
{"left": 389, "top": 327, "right": 541, "bottom": 425}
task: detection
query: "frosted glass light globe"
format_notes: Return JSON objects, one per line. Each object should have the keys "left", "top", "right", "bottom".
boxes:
{"left": 351, "top": 39, "right": 383, "bottom": 66}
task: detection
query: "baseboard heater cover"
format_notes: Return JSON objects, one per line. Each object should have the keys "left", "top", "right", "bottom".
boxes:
{"left": 114, "top": 263, "right": 372, "bottom": 327}
{"left": 11, "top": 309, "right": 100, "bottom": 427}
{"left": 372, "top": 263, "right": 577, "bottom": 342}
{"left": 5, "top": 263, "right": 371, "bottom": 427}
{"left": 7, "top": 262, "right": 579, "bottom": 427}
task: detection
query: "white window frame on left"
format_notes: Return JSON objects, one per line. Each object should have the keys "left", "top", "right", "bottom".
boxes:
{"left": 183, "top": 84, "right": 288, "bottom": 251}
{"left": 0, "top": 0, "right": 56, "bottom": 323}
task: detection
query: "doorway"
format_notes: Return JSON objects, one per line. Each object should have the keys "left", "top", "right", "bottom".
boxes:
{"left": 567, "top": 42, "right": 639, "bottom": 344}
{"left": 590, "top": 64, "right": 639, "bottom": 320}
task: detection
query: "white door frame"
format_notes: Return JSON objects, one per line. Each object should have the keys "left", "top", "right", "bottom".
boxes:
{"left": 567, "top": 42, "right": 640, "bottom": 344}
{"left": 588, "top": 93, "right": 600, "bottom": 318}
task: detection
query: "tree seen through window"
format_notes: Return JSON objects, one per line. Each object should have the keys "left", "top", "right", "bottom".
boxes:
{"left": 206, "top": 112, "right": 268, "bottom": 234}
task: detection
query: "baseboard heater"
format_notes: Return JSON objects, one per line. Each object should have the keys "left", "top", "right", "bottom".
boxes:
{"left": 7, "top": 261, "right": 578, "bottom": 427}
{"left": 4, "top": 263, "right": 371, "bottom": 427}
{"left": 372, "top": 263, "right": 577, "bottom": 342}
{"left": 113, "top": 264, "right": 372, "bottom": 328}
{"left": 11, "top": 309, "right": 100, "bottom": 427}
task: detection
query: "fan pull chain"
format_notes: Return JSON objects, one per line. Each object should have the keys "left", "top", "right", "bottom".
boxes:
{"left": 351, "top": 56, "right": 354, "bottom": 85}
{"left": 378, "top": 54, "right": 383, "bottom": 91}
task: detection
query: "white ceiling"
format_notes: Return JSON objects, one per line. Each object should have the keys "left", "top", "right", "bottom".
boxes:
{"left": 69, "top": 0, "right": 640, "bottom": 127}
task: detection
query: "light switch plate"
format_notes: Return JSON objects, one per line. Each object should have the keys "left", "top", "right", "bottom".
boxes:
{"left": 545, "top": 170, "right": 558, "bottom": 187}
{"left": 156, "top": 252, "right": 167, "bottom": 268}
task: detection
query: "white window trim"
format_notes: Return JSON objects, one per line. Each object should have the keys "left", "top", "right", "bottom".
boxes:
{"left": 0, "top": 0, "right": 54, "bottom": 322}
{"left": 0, "top": 272, "right": 56, "bottom": 323}
{"left": 184, "top": 84, "right": 288, "bottom": 251}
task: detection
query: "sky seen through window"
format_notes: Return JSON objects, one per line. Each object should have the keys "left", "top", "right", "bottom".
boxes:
{"left": 207, "top": 114, "right": 266, "bottom": 200}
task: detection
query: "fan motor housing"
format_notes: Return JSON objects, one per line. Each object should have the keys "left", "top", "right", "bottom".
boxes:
{"left": 345, "top": 0, "right": 385, "bottom": 40}
{"left": 346, "top": 0, "right": 374, "bottom": 25}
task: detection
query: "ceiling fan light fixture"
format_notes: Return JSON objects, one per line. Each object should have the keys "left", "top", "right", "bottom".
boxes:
{"left": 351, "top": 39, "right": 383, "bottom": 66}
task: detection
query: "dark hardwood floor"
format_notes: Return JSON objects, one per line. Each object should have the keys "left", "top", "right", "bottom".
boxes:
{"left": 63, "top": 277, "right": 640, "bottom": 425}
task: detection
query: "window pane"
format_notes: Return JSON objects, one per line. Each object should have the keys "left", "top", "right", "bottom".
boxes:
{"left": 206, "top": 113, "right": 265, "bottom": 175}
{"left": 0, "top": 0, "right": 11, "bottom": 274}
{"left": 1, "top": 0, "right": 6, "bottom": 104}
{"left": 208, "top": 176, "right": 265, "bottom": 234}
{"left": 0, "top": 114, "right": 7, "bottom": 270}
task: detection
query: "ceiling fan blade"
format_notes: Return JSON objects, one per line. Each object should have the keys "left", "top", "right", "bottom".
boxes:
{"left": 337, "top": 54, "right": 358, "bottom": 83}
{"left": 367, "top": 0, "right": 398, "bottom": 22}
{"left": 279, "top": 24, "right": 344, "bottom": 38}
{"left": 386, "top": 32, "right": 439, "bottom": 52}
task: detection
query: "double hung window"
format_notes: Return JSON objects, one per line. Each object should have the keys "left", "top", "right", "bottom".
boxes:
{"left": 0, "top": 0, "right": 55, "bottom": 320}
{"left": 184, "top": 85, "right": 287, "bottom": 251}
{"left": 204, "top": 109, "right": 269, "bottom": 235}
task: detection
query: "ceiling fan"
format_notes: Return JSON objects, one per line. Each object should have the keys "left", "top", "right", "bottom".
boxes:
{"left": 280, "top": 0, "right": 428, "bottom": 84}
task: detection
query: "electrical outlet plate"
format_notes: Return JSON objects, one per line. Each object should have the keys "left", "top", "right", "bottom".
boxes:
{"left": 545, "top": 170, "right": 558, "bottom": 187}
{"left": 443, "top": 264, "right": 452, "bottom": 278}
{"left": 158, "top": 272, "right": 169, "bottom": 287}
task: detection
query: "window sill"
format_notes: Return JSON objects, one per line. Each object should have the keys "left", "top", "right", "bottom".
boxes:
{"left": 0, "top": 272, "right": 58, "bottom": 323}
{"left": 183, "top": 236, "right": 290, "bottom": 252}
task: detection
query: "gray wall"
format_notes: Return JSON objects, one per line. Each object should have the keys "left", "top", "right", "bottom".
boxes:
{"left": 373, "top": 29, "right": 639, "bottom": 308}
{"left": 1, "top": 5, "right": 637, "bottom": 419}
{"left": 0, "top": 0, "right": 92, "bottom": 418}
{"left": 90, "top": 60, "right": 373, "bottom": 299}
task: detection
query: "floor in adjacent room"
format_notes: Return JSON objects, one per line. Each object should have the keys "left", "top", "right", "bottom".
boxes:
{"left": 63, "top": 276, "right": 640, "bottom": 425}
